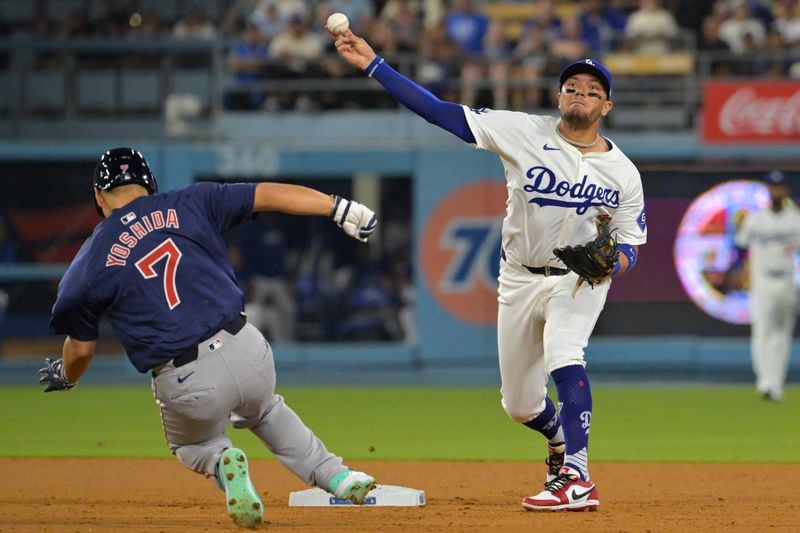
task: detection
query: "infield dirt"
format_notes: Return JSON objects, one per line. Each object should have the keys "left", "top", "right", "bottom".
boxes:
{"left": 1, "top": 459, "right": 798, "bottom": 531}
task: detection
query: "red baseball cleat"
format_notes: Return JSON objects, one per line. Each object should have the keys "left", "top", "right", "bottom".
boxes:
{"left": 522, "top": 467, "right": 599, "bottom": 512}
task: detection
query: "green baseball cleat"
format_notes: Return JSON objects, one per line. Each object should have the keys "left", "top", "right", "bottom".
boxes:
{"left": 218, "top": 448, "right": 263, "bottom": 529}
{"left": 327, "top": 469, "right": 377, "bottom": 505}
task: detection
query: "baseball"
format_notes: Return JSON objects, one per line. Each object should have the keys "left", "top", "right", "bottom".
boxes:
{"left": 326, "top": 12, "right": 349, "bottom": 35}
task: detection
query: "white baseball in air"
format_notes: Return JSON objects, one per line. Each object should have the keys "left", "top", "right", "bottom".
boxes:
{"left": 326, "top": 12, "right": 349, "bottom": 35}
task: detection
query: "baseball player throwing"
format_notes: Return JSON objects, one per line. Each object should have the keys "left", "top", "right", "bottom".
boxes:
{"left": 735, "top": 170, "right": 800, "bottom": 402}
{"left": 38, "top": 148, "right": 378, "bottom": 528}
{"left": 331, "top": 31, "right": 646, "bottom": 511}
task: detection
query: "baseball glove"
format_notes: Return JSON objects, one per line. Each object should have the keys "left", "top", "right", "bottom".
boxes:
{"left": 553, "top": 217, "right": 619, "bottom": 296}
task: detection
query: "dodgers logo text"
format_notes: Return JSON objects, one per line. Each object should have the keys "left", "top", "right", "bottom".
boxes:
{"left": 524, "top": 166, "right": 620, "bottom": 214}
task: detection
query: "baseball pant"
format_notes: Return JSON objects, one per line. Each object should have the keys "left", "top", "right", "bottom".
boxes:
{"left": 497, "top": 260, "right": 609, "bottom": 422}
{"left": 751, "top": 277, "right": 796, "bottom": 398}
{"left": 151, "top": 322, "right": 345, "bottom": 489}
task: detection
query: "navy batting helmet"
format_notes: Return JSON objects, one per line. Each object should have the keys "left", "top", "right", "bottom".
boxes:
{"left": 93, "top": 148, "right": 158, "bottom": 217}
{"left": 94, "top": 147, "right": 158, "bottom": 194}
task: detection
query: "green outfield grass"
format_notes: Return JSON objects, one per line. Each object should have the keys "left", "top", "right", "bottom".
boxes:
{"left": 2, "top": 385, "right": 798, "bottom": 462}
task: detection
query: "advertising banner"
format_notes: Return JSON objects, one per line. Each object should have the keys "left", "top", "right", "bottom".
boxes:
{"left": 702, "top": 81, "right": 800, "bottom": 142}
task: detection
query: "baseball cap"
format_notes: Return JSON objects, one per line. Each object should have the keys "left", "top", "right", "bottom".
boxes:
{"left": 559, "top": 59, "right": 613, "bottom": 96}
{"left": 765, "top": 169, "right": 786, "bottom": 185}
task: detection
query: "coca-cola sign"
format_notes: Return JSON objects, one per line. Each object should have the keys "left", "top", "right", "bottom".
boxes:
{"left": 702, "top": 81, "right": 800, "bottom": 142}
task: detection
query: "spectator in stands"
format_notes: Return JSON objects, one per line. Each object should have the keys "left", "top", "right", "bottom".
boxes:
{"left": 253, "top": 0, "right": 310, "bottom": 23}
{"left": 370, "top": 19, "right": 403, "bottom": 56}
{"left": 251, "top": 0, "right": 300, "bottom": 40}
{"left": 380, "top": 0, "right": 421, "bottom": 28}
{"left": 578, "top": 0, "right": 628, "bottom": 52}
{"left": 378, "top": 0, "right": 422, "bottom": 53}
{"left": 700, "top": 13, "right": 733, "bottom": 74}
{"left": 719, "top": 0, "right": 767, "bottom": 53}
{"left": 444, "top": 0, "right": 511, "bottom": 108}
{"left": 521, "top": 0, "right": 563, "bottom": 43}
{"left": 549, "top": 15, "right": 592, "bottom": 64}
{"left": 415, "top": 23, "right": 459, "bottom": 100}
{"left": 512, "top": 22, "right": 549, "bottom": 109}
{"left": 268, "top": 15, "right": 325, "bottom": 110}
{"left": 173, "top": 7, "right": 218, "bottom": 39}
{"left": 222, "top": 0, "right": 260, "bottom": 35}
{"left": 747, "top": 0, "right": 775, "bottom": 32}
{"left": 444, "top": 0, "right": 489, "bottom": 57}
{"left": 225, "top": 23, "right": 270, "bottom": 110}
{"left": 755, "top": 29, "right": 791, "bottom": 76}
{"left": 772, "top": 0, "right": 800, "bottom": 47}
{"left": 624, "top": 0, "right": 679, "bottom": 53}
{"left": 669, "top": 0, "right": 717, "bottom": 39}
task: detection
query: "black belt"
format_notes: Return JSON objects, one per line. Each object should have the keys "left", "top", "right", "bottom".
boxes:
{"left": 501, "top": 249, "right": 569, "bottom": 277}
{"left": 161, "top": 315, "right": 247, "bottom": 370}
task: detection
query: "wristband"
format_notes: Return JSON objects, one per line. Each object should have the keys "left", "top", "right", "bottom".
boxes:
{"left": 614, "top": 243, "right": 637, "bottom": 276}
{"left": 365, "top": 56, "right": 384, "bottom": 77}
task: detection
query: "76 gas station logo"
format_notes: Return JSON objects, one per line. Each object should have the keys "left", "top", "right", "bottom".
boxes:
{"left": 420, "top": 182, "right": 506, "bottom": 324}
{"left": 438, "top": 217, "right": 501, "bottom": 293}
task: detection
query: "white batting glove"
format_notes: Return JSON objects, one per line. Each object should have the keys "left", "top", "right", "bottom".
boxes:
{"left": 330, "top": 195, "right": 378, "bottom": 242}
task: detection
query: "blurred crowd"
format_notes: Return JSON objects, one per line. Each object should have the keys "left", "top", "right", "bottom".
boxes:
{"left": 2, "top": 0, "right": 800, "bottom": 110}
{"left": 224, "top": 181, "right": 414, "bottom": 344}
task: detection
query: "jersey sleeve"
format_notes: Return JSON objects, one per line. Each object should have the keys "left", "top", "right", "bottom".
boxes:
{"left": 48, "top": 244, "right": 103, "bottom": 340}
{"left": 191, "top": 182, "right": 257, "bottom": 232}
{"left": 461, "top": 106, "right": 542, "bottom": 160}
{"left": 612, "top": 170, "right": 647, "bottom": 246}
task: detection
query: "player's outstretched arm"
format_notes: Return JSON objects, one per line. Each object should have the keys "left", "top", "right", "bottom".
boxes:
{"left": 253, "top": 183, "right": 377, "bottom": 242}
{"left": 330, "top": 30, "right": 475, "bottom": 144}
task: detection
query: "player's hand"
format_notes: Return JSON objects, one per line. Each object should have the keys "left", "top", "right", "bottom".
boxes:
{"left": 332, "top": 30, "right": 377, "bottom": 71}
{"left": 331, "top": 195, "right": 378, "bottom": 242}
{"left": 38, "top": 357, "right": 76, "bottom": 392}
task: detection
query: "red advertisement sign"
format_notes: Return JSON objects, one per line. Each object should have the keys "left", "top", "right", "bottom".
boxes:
{"left": 702, "top": 81, "right": 800, "bottom": 142}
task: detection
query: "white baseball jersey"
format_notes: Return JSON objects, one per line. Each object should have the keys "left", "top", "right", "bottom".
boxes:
{"left": 462, "top": 108, "right": 647, "bottom": 268}
{"left": 735, "top": 204, "right": 800, "bottom": 286}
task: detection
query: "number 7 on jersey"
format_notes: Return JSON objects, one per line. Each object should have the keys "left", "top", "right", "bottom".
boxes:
{"left": 135, "top": 238, "right": 183, "bottom": 309}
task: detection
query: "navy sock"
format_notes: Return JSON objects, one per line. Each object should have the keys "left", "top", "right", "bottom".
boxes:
{"left": 552, "top": 365, "right": 593, "bottom": 480}
{"left": 522, "top": 396, "right": 564, "bottom": 445}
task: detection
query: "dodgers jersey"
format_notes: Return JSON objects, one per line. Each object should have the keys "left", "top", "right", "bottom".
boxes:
{"left": 735, "top": 204, "right": 800, "bottom": 284}
{"left": 49, "top": 182, "right": 256, "bottom": 373}
{"left": 462, "top": 109, "right": 647, "bottom": 268}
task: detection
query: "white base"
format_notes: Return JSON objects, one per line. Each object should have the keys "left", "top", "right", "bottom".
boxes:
{"left": 288, "top": 484, "right": 426, "bottom": 507}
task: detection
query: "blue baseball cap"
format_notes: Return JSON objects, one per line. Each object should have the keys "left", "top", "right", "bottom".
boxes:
{"left": 765, "top": 169, "right": 786, "bottom": 185}
{"left": 559, "top": 59, "right": 613, "bottom": 96}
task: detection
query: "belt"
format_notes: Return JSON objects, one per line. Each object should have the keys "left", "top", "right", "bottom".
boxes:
{"left": 501, "top": 249, "right": 569, "bottom": 277}
{"left": 153, "top": 315, "right": 246, "bottom": 375}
